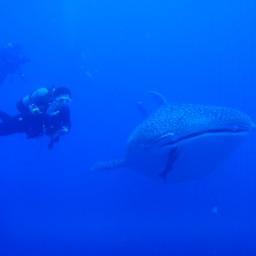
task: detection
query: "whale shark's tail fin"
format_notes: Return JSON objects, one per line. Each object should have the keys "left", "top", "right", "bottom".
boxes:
{"left": 91, "top": 159, "right": 126, "bottom": 171}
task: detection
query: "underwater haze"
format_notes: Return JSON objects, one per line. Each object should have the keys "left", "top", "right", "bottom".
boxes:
{"left": 0, "top": 0, "right": 255, "bottom": 255}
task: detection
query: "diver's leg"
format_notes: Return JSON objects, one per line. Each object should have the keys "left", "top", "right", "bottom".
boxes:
{"left": 0, "top": 111, "right": 12, "bottom": 122}
{"left": 0, "top": 115, "right": 25, "bottom": 136}
{"left": 0, "top": 122, "right": 14, "bottom": 136}
{"left": 0, "top": 111, "right": 14, "bottom": 135}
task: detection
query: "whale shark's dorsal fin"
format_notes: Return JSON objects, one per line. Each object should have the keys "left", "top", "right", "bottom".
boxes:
{"left": 136, "top": 91, "right": 168, "bottom": 118}
{"left": 147, "top": 90, "right": 168, "bottom": 106}
{"left": 91, "top": 159, "right": 126, "bottom": 171}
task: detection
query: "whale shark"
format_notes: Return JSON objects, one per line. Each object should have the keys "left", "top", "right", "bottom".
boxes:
{"left": 94, "top": 95, "right": 255, "bottom": 182}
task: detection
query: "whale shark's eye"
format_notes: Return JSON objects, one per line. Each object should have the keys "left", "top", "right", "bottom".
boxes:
{"left": 229, "top": 122, "right": 253, "bottom": 132}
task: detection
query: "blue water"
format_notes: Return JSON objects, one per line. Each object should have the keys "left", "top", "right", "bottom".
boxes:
{"left": 0, "top": 0, "right": 255, "bottom": 255}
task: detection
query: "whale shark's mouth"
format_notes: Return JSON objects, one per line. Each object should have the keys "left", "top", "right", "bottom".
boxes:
{"left": 153, "top": 127, "right": 250, "bottom": 148}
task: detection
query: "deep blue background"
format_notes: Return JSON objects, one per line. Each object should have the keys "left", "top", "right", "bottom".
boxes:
{"left": 0, "top": 0, "right": 255, "bottom": 255}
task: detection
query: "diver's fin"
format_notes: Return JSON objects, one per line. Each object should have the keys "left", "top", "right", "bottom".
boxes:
{"left": 147, "top": 91, "right": 168, "bottom": 106}
{"left": 160, "top": 147, "right": 179, "bottom": 180}
{"left": 91, "top": 159, "right": 126, "bottom": 171}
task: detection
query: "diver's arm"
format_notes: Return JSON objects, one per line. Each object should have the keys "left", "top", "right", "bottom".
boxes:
{"left": 48, "top": 126, "right": 70, "bottom": 149}
{"left": 47, "top": 107, "right": 71, "bottom": 149}
{"left": 47, "top": 113, "right": 71, "bottom": 149}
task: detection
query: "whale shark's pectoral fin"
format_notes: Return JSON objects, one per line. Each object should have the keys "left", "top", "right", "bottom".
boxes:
{"left": 91, "top": 159, "right": 126, "bottom": 171}
{"left": 159, "top": 147, "right": 179, "bottom": 180}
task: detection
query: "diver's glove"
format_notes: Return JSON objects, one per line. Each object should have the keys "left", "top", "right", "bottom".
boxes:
{"left": 58, "top": 126, "right": 69, "bottom": 135}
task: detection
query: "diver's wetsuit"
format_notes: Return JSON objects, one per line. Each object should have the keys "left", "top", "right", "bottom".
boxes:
{"left": 44, "top": 106, "right": 71, "bottom": 137}
{"left": 0, "top": 111, "right": 25, "bottom": 136}
{"left": 0, "top": 107, "right": 71, "bottom": 141}
{"left": 0, "top": 111, "right": 45, "bottom": 138}
{"left": 0, "top": 87, "right": 71, "bottom": 147}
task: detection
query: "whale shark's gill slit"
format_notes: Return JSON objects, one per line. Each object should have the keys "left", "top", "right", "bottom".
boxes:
{"left": 159, "top": 128, "right": 248, "bottom": 148}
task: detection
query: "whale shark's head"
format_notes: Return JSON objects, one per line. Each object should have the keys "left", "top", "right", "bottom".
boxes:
{"left": 125, "top": 104, "right": 255, "bottom": 180}
{"left": 127, "top": 104, "right": 255, "bottom": 151}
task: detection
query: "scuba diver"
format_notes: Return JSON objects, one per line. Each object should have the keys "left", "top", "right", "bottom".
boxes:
{"left": 0, "top": 43, "right": 28, "bottom": 85}
{"left": 0, "top": 86, "right": 72, "bottom": 149}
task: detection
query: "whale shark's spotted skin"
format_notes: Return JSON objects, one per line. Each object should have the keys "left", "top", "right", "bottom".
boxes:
{"left": 94, "top": 102, "right": 255, "bottom": 181}
{"left": 127, "top": 104, "right": 254, "bottom": 153}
